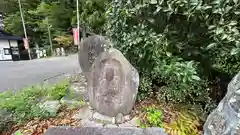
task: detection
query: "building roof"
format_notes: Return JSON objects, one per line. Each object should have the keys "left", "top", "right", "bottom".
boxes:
{"left": 0, "top": 29, "right": 22, "bottom": 40}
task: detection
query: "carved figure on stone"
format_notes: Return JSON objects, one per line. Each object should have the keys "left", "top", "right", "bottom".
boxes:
{"left": 78, "top": 35, "right": 111, "bottom": 78}
{"left": 204, "top": 72, "right": 240, "bottom": 135}
{"left": 88, "top": 48, "right": 139, "bottom": 117}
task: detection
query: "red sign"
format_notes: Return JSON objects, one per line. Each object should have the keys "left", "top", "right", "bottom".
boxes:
{"left": 72, "top": 28, "right": 81, "bottom": 45}
{"left": 23, "top": 38, "right": 29, "bottom": 49}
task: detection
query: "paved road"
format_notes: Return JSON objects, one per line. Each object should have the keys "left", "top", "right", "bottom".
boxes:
{"left": 0, "top": 54, "right": 79, "bottom": 92}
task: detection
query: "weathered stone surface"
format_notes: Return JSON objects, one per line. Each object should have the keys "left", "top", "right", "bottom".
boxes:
{"left": 204, "top": 72, "right": 240, "bottom": 135}
{"left": 124, "top": 115, "right": 131, "bottom": 122}
{"left": 78, "top": 35, "right": 111, "bottom": 78}
{"left": 115, "top": 113, "right": 124, "bottom": 124}
{"left": 88, "top": 48, "right": 139, "bottom": 117}
{"left": 92, "top": 112, "right": 115, "bottom": 124}
{"left": 39, "top": 100, "right": 60, "bottom": 116}
{"left": 72, "top": 106, "right": 92, "bottom": 120}
{"left": 44, "top": 127, "right": 167, "bottom": 135}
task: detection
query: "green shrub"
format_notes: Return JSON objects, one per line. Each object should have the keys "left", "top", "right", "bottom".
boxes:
{"left": 0, "top": 81, "right": 68, "bottom": 124}
{"left": 164, "top": 110, "right": 201, "bottom": 135}
{"left": 46, "top": 81, "right": 68, "bottom": 100}
{"left": 106, "top": 1, "right": 210, "bottom": 105}
{"left": 146, "top": 107, "right": 164, "bottom": 127}
{"left": 137, "top": 74, "right": 153, "bottom": 101}
{"left": 106, "top": 0, "right": 240, "bottom": 107}
{"left": 139, "top": 107, "right": 164, "bottom": 128}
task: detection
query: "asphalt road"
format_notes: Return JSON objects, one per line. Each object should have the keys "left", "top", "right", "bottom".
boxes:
{"left": 0, "top": 54, "right": 80, "bottom": 92}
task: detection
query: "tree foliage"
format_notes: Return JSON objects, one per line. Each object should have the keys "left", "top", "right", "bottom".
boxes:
{"left": 106, "top": 0, "right": 240, "bottom": 108}
{"left": 2, "top": 0, "right": 108, "bottom": 48}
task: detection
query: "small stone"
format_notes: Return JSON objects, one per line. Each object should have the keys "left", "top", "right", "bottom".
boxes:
{"left": 72, "top": 106, "right": 92, "bottom": 120}
{"left": 124, "top": 115, "right": 131, "bottom": 121}
{"left": 92, "top": 112, "right": 115, "bottom": 124}
{"left": 115, "top": 113, "right": 124, "bottom": 124}
{"left": 229, "top": 97, "right": 237, "bottom": 103}
{"left": 39, "top": 100, "right": 60, "bottom": 116}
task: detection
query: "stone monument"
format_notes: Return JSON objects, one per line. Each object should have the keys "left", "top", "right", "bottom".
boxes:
{"left": 78, "top": 35, "right": 111, "bottom": 78}
{"left": 88, "top": 48, "right": 139, "bottom": 117}
{"left": 204, "top": 72, "right": 240, "bottom": 135}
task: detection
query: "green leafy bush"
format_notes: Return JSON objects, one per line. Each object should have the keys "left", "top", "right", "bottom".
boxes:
{"left": 146, "top": 107, "right": 164, "bottom": 127}
{"left": 46, "top": 81, "right": 68, "bottom": 100}
{"left": 106, "top": 0, "right": 240, "bottom": 107}
{"left": 106, "top": 1, "right": 210, "bottom": 104}
{"left": 0, "top": 81, "right": 68, "bottom": 124}
{"left": 137, "top": 74, "right": 153, "bottom": 101}
{"left": 139, "top": 107, "right": 164, "bottom": 128}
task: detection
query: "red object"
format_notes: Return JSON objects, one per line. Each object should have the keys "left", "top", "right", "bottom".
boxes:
{"left": 23, "top": 38, "right": 29, "bottom": 49}
{"left": 73, "top": 28, "right": 81, "bottom": 45}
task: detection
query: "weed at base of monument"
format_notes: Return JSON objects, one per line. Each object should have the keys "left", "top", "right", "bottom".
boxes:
{"left": 164, "top": 110, "right": 202, "bottom": 135}
{"left": 139, "top": 107, "right": 164, "bottom": 128}
{"left": 14, "top": 130, "right": 23, "bottom": 135}
{"left": 46, "top": 80, "right": 69, "bottom": 100}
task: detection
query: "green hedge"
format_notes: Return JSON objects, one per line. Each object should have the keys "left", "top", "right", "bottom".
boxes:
{"left": 105, "top": 0, "right": 240, "bottom": 110}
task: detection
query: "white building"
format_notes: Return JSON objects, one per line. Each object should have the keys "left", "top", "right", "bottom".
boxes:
{"left": 0, "top": 29, "right": 24, "bottom": 61}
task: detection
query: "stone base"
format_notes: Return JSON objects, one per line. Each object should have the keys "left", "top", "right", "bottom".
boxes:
{"left": 72, "top": 104, "right": 140, "bottom": 128}
{"left": 44, "top": 127, "right": 167, "bottom": 135}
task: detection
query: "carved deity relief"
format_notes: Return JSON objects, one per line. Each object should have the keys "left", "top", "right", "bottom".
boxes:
{"left": 88, "top": 48, "right": 139, "bottom": 117}
{"left": 95, "top": 59, "right": 124, "bottom": 109}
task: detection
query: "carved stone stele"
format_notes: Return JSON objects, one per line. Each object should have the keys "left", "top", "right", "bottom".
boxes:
{"left": 88, "top": 48, "right": 139, "bottom": 117}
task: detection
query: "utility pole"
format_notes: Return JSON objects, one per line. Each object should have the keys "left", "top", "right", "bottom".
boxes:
{"left": 18, "top": 0, "right": 31, "bottom": 60}
{"left": 77, "top": 0, "right": 80, "bottom": 49}
{"left": 46, "top": 17, "right": 53, "bottom": 56}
